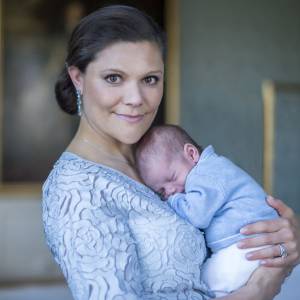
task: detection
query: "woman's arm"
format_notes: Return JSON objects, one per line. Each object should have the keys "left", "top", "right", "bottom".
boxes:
{"left": 237, "top": 196, "right": 300, "bottom": 267}
{"left": 218, "top": 266, "right": 288, "bottom": 300}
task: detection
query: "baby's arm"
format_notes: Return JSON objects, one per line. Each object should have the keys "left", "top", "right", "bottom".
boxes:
{"left": 168, "top": 175, "right": 227, "bottom": 229}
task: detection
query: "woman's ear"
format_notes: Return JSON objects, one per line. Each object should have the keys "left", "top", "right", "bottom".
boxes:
{"left": 67, "top": 65, "right": 84, "bottom": 92}
{"left": 183, "top": 143, "right": 200, "bottom": 164}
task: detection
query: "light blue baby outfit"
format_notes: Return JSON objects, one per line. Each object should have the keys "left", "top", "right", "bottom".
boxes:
{"left": 42, "top": 152, "right": 212, "bottom": 300}
{"left": 168, "top": 145, "right": 278, "bottom": 252}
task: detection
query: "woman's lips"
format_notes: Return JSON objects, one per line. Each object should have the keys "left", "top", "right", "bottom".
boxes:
{"left": 114, "top": 113, "right": 145, "bottom": 123}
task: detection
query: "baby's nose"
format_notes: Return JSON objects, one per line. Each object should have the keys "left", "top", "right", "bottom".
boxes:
{"left": 165, "top": 186, "right": 176, "bottom": 198}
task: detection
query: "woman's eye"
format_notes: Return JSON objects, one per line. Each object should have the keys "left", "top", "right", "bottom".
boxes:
{"left": 144, "top": 76, "right": 159, "bottom": 85}
{"left": 105, "top": 74, "right": 122, "bottom": 84}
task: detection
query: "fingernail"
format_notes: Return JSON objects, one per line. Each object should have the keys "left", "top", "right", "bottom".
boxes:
{"left": 246, "top": 253, "right": 253, "bottom": 259}
{"left": 240, "top": 227, "right": 248, "bottom": 234}
{"left": 260, "top": 260, "right": 267, "bottom": 265}
{"left": 237, "top": 241, "right": 244, "bottom": 248}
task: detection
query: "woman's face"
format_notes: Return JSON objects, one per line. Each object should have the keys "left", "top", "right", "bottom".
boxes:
{"left": 70, "top": 41, "right": 164, "bottom": 144}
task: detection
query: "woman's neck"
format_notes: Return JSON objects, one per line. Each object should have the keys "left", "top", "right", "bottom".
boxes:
{"left": 67, "top": 119, "right": 142, "bottom": 182}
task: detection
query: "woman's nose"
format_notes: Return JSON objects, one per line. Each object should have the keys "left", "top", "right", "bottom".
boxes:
{"left": 123, "top": 81, "right": 143, "bottom": 106}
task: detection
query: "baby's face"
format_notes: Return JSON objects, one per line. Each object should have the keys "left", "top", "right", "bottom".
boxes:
{"left": 142, "top": 154, "right": 195, "bottom": 199}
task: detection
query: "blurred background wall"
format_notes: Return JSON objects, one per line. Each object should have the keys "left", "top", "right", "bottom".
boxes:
{"left": 180, "top": 0, "right": 300, "bottom": 212}
{"left": 0, "top": 0, "right": 299, "bottom": 299}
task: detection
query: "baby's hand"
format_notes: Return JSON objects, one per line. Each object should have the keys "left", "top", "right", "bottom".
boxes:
{"left": 157, "top": 191, "right": 168, "bottom": 201}
{"left": 161, "top": 195, "right": 168, "bottom": 202}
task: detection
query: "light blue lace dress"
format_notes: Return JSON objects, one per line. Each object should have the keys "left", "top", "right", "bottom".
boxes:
{"left": 42, "top": 152, "right": 211, "bottom": 300}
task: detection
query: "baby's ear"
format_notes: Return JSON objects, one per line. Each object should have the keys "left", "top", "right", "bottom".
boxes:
{"left": 183, "top": 143, "right": 200, "bottom": 164}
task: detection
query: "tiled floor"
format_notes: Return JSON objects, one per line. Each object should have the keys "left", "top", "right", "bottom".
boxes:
{"left": 0, "top": 265, "right": 299, "bottom": 300}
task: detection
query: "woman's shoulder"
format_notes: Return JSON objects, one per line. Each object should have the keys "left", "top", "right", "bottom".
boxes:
{"left": 44, "top": 151, "right": 104, "bottom": 183}
{"left": 43, "top": 151, "right": 155, "bottom": 195}
{"left": 42, "top": 151, "right": 160, "bottom": 222}
{"left": 42, "top": 151, "right": 152, "bottom": 242}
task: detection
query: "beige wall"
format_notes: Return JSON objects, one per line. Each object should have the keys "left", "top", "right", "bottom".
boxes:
{"left": 0, "top": 198, "right": 62, "bottom": 282}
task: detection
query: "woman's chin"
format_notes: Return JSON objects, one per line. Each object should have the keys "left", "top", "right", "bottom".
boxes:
{"left": 120, "top": 120, "right": 155, "bottom": 144}
{"left": 121, "top": 133, "right": 146, "bottom": 145}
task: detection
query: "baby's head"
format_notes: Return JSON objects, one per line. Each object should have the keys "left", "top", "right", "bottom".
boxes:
{"left": 136, "top": 125, "right": 202, "bottom": 199}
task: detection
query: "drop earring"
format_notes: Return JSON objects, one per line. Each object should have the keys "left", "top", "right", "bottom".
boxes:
{"left": 76, "top": 89, "right": 82, "bottom": 116}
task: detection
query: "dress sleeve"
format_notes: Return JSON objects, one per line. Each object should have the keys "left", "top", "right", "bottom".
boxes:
{"left": 43, "top": 179, "right": 146, "bottom": 300}
{"left": 42, "top": 165, "right": 210, "bottom": 300}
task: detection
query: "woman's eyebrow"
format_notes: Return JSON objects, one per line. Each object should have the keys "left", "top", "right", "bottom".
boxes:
{"left": 101, "top": 68, "right": 125, "bottom": 74}
{"left": 101, "top": 69, "right": 163, "bottom": 75}
{"left": 145, "top": 70, "right": 163, "bottom": 75}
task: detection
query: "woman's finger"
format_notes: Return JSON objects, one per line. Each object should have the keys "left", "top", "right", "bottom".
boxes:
{"left": 238, "top": 226, "right": 295, "bottom": 248}
{"left": 259, "top": 254, "right": 297, "bottom": 267}
{"left": 267, "top": 196, "right": 295, "bottom": 221}
{"left": 240, "top": 218, "right": 290, "bottom": 235}
{"left": 245, "top": 242, "right": 294, "bottom": 259}
{"left": 238, "top": 232, "right": 282, "bottom": 249}
{"left": 245, "top": 245, "right": 282, "bottom": 260}
{"left": 240, "top": 197, "right": 300, "bottom": 266}
{"left": 266, "top": 197, "right": 300, "bottom": 266}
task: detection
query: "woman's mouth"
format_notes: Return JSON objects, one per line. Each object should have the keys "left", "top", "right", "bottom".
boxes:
{"left": 114, "top": 113, "right": 145, "bottom": 123}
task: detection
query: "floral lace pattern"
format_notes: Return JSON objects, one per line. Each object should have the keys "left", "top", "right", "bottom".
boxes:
{"left": 42, "top": 152, "right": 210, "bottom": 300}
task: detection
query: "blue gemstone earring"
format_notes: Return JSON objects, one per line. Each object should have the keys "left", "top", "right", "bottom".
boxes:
{"left": 76, "top": 89, "right": 82, "bottom": 116}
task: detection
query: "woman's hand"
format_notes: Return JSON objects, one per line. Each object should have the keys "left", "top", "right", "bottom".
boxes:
{"left": 238, "top": 196, "right": 300, "bottom": 267}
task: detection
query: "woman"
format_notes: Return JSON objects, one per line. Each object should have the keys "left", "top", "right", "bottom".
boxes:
{"left": 43, "top": 5, "right": 300, "bottom": 300}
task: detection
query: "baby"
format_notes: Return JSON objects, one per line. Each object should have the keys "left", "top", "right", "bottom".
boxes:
{"left": 136, "top": 124, "right": 278, "bottom": 297}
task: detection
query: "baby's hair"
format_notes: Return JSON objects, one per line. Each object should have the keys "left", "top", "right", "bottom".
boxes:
{"left": 136, "top": 124, "right": 202, "bottom": 173}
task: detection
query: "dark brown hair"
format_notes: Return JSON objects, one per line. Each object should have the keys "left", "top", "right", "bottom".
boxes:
{"left": 136, "top": 124, "right": 203, "bottom": 171}
{"left": 55, "top": 5, "right": 166, "bottom": 115}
